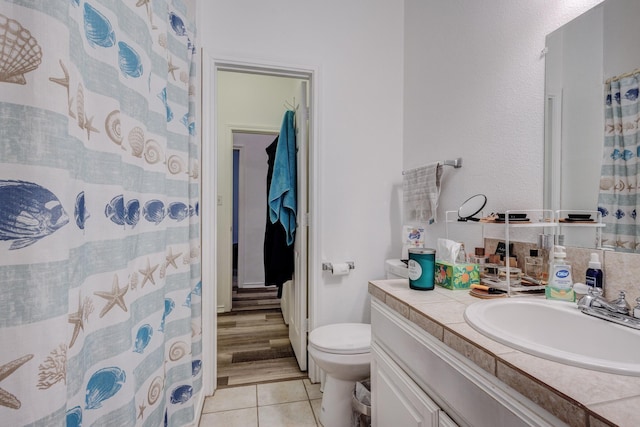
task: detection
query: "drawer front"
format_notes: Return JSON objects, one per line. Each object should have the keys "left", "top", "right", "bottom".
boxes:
{"left": 372, "top": 342, "right": 441, "bottom": 427}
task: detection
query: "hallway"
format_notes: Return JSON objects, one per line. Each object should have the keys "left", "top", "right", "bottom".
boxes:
{"left": 217, "top": 308, "right": 306, "bottom": 387}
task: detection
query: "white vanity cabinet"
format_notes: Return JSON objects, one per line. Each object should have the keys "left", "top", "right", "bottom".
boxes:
{"left": 370, "top": 297, "right": 564, "bottom": 427}
{"left": 372, "top": 343, "right": 442, "bottom": 426}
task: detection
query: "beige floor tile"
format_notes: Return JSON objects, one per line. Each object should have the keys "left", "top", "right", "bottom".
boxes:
{"left": 303, "top": 378, "right": 323, "bottom": 400}
{"left": 310, "top": 398, "right": 323, "bottom": 425}
{"left": 198, "top": 407, "right": 258, "bottom": 427}
{"left": 258, "top": 401, "right": 318, "bottom": 427}
{"left": 202, "top": 385, "right": 256, "bottom": 413}
{"left": 257, "top": 379, "right": 308, "bottom": 406}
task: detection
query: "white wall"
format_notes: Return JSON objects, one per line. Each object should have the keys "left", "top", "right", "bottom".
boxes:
{"left": 216, "top": 71, "right": 300, "bottom": 311}
{"left": 404, "top": 0, "right": 603, "bottom": 249}
{"left": 200, "top": 1, "right": 404, "bottom": 325}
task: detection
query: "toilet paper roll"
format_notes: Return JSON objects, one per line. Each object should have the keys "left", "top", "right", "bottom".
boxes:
{"left": 331, "top": 263, "right": 351, "bottom": 276}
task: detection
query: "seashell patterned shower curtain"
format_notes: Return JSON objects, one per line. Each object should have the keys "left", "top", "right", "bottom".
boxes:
{"left": 0, "top": 1, "right": 201, "bottom": 426}
{"left": 598, "top": 72, "right": 640, "bottom": 252}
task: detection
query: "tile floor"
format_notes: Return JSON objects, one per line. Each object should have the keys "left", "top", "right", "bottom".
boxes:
{"left": 199, "top": 379, "right": 324, "bottom": 427}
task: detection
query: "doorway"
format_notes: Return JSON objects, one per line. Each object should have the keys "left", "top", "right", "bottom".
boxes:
{"left": 201, "top": 60, "right": 316, "bottom": 392}
{"left": 231, "top": 132, "right": 280, "bottom": 312}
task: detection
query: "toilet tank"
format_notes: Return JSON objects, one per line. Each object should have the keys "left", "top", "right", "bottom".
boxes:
{"left": 385, "top": 259, "right": 408, "bottom": 279}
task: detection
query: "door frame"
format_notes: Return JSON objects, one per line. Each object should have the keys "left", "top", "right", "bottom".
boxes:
{"left": 201, "top": 53, "right": 320, "bottom": 395}
{"left": 232, "top": 144, "right": 243, "bottom": 290}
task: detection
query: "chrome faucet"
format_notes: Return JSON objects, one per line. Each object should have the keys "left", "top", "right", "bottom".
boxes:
{"left": 577, "top": 288, "right": 640, "bottom": 330}
{"left": 578, "top": 288, "right": 630, "bottom": 315}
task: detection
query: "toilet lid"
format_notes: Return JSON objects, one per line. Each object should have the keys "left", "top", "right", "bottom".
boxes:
{"left": 309, "top": 323, "right": 371, "bottom": 354}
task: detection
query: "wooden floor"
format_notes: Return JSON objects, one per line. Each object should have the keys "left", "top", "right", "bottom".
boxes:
{"left": 217, "top": 284, "right": 306, "bottom": 387}
{"left": 217, "top": 309, "right": 306, "bottom": 387}
{"left": 231, "top": 285, "right": 281, "bottom": 311}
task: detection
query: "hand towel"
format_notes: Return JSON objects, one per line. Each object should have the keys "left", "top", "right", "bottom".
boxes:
{"left": 403, "top": 163, "right": 443, "bottom": 225}
{"left": 268, "top": 110, "right": 297, "bottom": 245}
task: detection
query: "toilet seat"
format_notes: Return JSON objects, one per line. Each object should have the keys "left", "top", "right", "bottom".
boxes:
{"left": 308, "top": 323, "right": 371, "bottom": 355}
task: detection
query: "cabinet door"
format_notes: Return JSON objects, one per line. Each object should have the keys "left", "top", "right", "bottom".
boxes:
{"left": 372, "top": 343, "right": 440, "bottom": 427}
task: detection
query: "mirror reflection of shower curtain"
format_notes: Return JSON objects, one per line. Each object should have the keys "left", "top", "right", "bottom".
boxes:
{"left": 597, "top": 72, "right": 640, "bottom": 252}
{"left": 0, "top": 2, "right": 201, "bottom": 425}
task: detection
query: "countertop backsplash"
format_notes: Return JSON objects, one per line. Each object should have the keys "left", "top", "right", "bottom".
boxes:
{"left": 483, "top": 238, "right": 639, "bottom": 304}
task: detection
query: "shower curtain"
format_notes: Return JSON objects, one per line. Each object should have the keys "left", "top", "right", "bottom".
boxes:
{"left": 0, "top": 1, "right": 201, "bottom": 426}
{"left": 598, "top": 72, "right": 640, "bottom": 252}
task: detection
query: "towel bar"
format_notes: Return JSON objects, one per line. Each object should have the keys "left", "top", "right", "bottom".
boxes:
{"left": 402, "top": 157, "right": 462, "bottom": 174}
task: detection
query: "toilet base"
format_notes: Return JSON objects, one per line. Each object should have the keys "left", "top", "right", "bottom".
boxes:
{"left": 319, "top": 375, "right": 360, "bottom": 427}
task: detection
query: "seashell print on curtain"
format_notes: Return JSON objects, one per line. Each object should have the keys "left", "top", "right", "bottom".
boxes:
{"left": 598, "top": 72, "right": 640, "bottom": 252}
{"left": 0, "top": 1, "right": 201, "bottom": 426}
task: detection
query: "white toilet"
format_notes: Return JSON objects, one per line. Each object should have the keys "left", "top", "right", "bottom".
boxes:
{"left": 308, "top": 323, "right": 371, "bottom": 427}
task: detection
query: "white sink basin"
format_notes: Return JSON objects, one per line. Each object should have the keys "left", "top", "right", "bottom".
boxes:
{"left": 464, "top": 298, "right": 640, "bottom": 376}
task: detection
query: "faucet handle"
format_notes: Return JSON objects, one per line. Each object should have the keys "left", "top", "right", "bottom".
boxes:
{"left": 588, "top": 286, "right": 603, "bottom": 298}
{"left": 612, "top": 291, "right": 630, "bottom": 313}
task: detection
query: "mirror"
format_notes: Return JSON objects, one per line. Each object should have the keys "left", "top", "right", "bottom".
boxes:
{"left": 457, "top": 194, "right": 487, "bottom": 222}
{"left": 544, "top": 0, "right": 640, "bottom": 250}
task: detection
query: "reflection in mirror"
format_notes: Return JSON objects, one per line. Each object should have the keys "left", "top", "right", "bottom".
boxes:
{"left": 457, "top": 194, "right": 487, "bottom": 222}
{"left": 544, "top": 0, "right": 640, "bottom": 251}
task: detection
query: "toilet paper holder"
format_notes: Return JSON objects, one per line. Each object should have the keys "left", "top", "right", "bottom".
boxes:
{"left": 322, "top": 261, "right": 355, "bottom": 272}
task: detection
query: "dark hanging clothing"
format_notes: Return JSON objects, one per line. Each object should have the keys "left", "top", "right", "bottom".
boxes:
{"left": 264, "top": 136, "right": 294, "bottom": 298}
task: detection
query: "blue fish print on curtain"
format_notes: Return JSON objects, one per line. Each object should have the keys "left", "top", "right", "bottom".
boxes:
{"left": 625, "top": 88, "right": 639, "bottom": 101}
{"left": 85, "top": 367, "right": 126, "bottom": 409}
{"left": 125, "top": 199, "right": 140, "bottom": 227}
{"left": 134, "top": 324, "right": 153, "bottom": 354}
{"left": 193, "top": 280, "right": 202, "bottom": 296}
{"left": 158, "top": 87, "right": 174, "bottom": 122}
{"left": 168, "top": 202, "right": 190, "bottom": 221}
{"left": 144, "top": 199, "right": 166, "bottom": 224}
{"left": 0, "top": 180, "right": 69, "bottom": 249}
{"left": 74, "top": 191, "right": 90, "bottom": 229}
{"left": 170, "top": 385, "right": 192, "bottom": 404}
{"left": 83, "top": 3, "right": 116, "bottom": 48}
{"left": 0, "top": 2, "right": 200, "bottom": 425}
{"left": 65, "top": 406, "right": 82, "bottom": 427}
{"left": 191, "top": 360, "right": 202, "bottom": 376}
{"left": 105, "top": 194, "right": 126, "bottom": 226}
{"left": 169, "top": 12, "right": 187, "bottom": 36}
{"left": 159, "top": 298, "right": 175, "bottom": 332}
{"left": 117, "top": 41, "right": 143, "bottom": 78}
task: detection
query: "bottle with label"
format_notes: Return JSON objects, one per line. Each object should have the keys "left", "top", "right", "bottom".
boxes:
{"left": 538, "top": 234, "right": 553, "bottom": 283}
{"left": 585, "top": 253, "right": 603, "bottom": 289}
{"left": 524, "top": 249, "right": 543, "bottom": 281}
{"left": 456, "top": 243, "right": 467, "bottom": 264}
{"left": 545, "top": 245, "right": 575, "bottom": 301}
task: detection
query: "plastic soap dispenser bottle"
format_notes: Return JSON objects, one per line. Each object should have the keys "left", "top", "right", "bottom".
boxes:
{"left": 585, "top": 253, "right": 604, "bottom": 289}
{"left": 545, "top": 245, "right": 575, "bottom": 302}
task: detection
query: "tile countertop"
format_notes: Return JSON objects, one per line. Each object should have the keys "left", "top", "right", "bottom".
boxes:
{"left": 368, "top": 279, "right": 640, "bottom": 427}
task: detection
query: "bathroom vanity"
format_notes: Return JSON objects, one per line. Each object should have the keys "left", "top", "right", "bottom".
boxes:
{"left": 369, "top": 279, "right": 640, "bottom": 427}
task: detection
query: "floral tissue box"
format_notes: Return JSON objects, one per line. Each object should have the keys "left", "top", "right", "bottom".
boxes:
{"left": 435, "top": 261, "right": 480, "bottom": 290}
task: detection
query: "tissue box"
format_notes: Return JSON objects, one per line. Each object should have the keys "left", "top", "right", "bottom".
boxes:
{"left": 435, "top": 261, "right": 480, "bottom": 290}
